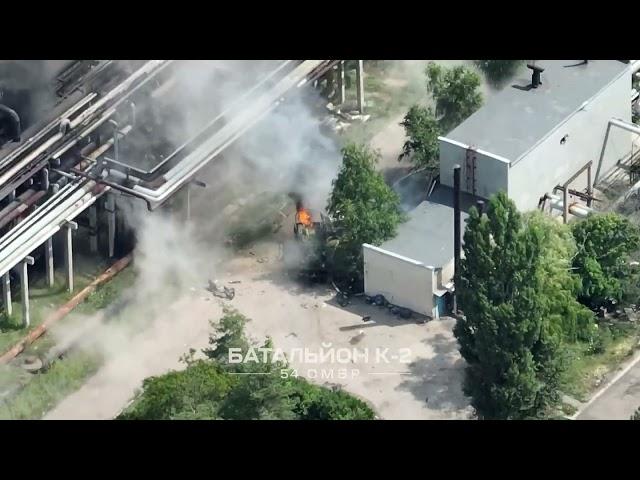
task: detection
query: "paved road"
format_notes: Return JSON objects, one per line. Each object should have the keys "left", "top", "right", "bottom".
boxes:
{"left": 576, "top": 356, "right": 640, "bottom": 420}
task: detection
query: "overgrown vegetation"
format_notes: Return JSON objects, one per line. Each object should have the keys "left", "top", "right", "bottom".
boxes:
{"left": 0, "top": 350, "right": 102, "bottom": 420}
{"left": 456, "top": 192, "right": 640, "bottom": 417}
{"left": 323, "top": 143, "right": 405, "bottom": 292}
{"left": 119, "top": 309, "right": 375, "bottom": 420}
{"left": 399, "top": 63, "right": 482, "bottom": 171}
{"left": 571, "top": 213, "right": 640, "bottom": 311}
{"left": 425, "top": 63, "right": 483, "bottom": 133}
{"left": 224, "top": 192, "right": 290, "bottom": 249}
{"left": 398, "top": 106, "right": 441, "bottom": 172}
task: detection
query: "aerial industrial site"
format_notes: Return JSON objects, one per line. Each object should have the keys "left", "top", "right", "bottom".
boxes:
{"left": 0, "top": 59, "right": 639, "bottom": 420}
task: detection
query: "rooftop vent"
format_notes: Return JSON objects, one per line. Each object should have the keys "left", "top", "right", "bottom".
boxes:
{"left": 527, "top": 63, "right": 545, "bottom": 88}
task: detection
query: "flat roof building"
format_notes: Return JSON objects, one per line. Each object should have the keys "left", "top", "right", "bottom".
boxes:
{"left": 439, "top": 60, "right": 634, "bottom": 211}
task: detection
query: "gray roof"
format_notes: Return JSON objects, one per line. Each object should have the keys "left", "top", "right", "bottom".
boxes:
{"left": 444, "top": 60, "right": 629, "bottom": 162}
{"left": 379, "top": 185, "right": 474, "bottom": 268}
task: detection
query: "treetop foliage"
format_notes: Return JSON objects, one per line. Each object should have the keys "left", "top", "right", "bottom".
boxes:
{"left": 454, "top": 192, "right": 578, "bottom": 419}
{"left": 571, "top": 213, "right": 640, "bottom": 310}
{"left": 119, "top": 309, "right": 375, "bottom": 420}
{"left": 398, "top": 105, "right": 441, "bottom": 171}
{"left": 326, "top": 143, "right": 405, "bottom": 291}
{"left": 425, "top": 63, "right": 483, "bottom": 132}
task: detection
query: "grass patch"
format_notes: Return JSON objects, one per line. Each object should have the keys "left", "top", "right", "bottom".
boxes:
{"left": 0, "top": 350, "right": 102, "bottom": 419}
{"left": 561, "top": 322, "right": 640, "bottom": 402}
{"left": 0, "top": 257, "right": 136, "bottom": 354}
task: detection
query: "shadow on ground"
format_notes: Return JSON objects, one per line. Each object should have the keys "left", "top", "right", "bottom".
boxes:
{"left": 397, "top": 331, "right": 472, "bottom": 415}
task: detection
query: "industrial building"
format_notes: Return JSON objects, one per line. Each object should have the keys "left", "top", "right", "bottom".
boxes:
{"left": 363, "top": 185, "right": 475, "bottom": 318}
{"left": 439, "top": 60, "right": 637, "bottom": 212}
{"left": 364, "top": 60, "right": 640, "bottom": 319}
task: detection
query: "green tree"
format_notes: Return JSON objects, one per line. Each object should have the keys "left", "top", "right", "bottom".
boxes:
{"left": 398, "top": 105, "right": 441, "bottom": 171}
{"left": 571, "top": 213, "right": 640, "bottom": 311}
{"left": 117, "top": 360, "right": 233, "bottom": 420}
{"left": 632, "top": 407, "right": 640, "bottom": 420}
{"left": 475, "top": 60, "right": 523, "bottom": 87}
{"left": 454, "top": 192, "right": 567, "bottom": 419}
{"left": 524, "top": 212, "right": 596, "bottom": 342}
{"left": 425, "top": 63, "right": 483, "bottom": 132}
{"left": 119, "top": 309, "right": 376, "bottom": 420}
{"left": 326, "top": 143, "right": 405, "bottom": 292}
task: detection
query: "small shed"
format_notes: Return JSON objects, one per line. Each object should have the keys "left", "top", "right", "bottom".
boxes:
{"left": 363, "top": 185, "right": 473, "bottom": 319}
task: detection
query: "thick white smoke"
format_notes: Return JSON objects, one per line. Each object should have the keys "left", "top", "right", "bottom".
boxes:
{"left": 38, "top": 61, "right": 343, "bottom": 416}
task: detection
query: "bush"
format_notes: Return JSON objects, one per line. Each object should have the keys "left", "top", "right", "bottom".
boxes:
{"left": 587, "top": 325, "right": 613, "bottom": 355}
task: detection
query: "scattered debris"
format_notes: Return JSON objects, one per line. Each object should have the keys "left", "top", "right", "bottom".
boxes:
{"left": 337, "top": 293, "right": 350, "bottom": 307}
{"left": 207, "top": 280, "right": 235, "bottom": 300}
{"left": 228, "top": 280, "right": 242, "bottom": 284}
{"left": 373, "top": 294, "right": 386, "bottom": 307}
{"left": 362, "top": 315, "right": 371, "bottom": 322}
{"left": 257, "top": 257, "right": 268, "bottom": 263}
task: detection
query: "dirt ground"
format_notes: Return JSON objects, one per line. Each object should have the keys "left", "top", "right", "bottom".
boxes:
{"left": 45, "top": 239, "right": 472, "bottom": 420}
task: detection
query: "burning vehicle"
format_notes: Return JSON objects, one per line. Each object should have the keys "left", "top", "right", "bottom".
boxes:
{"left": 286, "top": 194, "right": 339, "bottom": 283}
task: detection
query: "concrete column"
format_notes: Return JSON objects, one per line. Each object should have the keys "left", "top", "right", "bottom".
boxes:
{"left": 355, "top": 60, "right": 365, "bottom": 114}
{"left": 2, "top": 273, "right": 11, "bottom": 317}
{"left": 41, "top": 168, "right": 50, "bottom": 192}
{"left": 89, "top": 205, "right": 98, "bottom": 253}
{"left": 19, "top": 256, "right": 34, "bottom": 327}
{"left": 63, "top": 221, "right": 78, "bottom": 292}
{"left": 45, "top": 237, "right": 54, "bottom": 287}
{"left": 8, "top": 190, "right": 16, "bottom": 202}
{"left": 105, "top": 194, "right": 116, "bottom": 258}
{"left": 337, "top": 61, "right": 346, "bottom": 106}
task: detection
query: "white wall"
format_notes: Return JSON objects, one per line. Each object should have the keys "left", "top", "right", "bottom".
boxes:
{"left": 439, "top": 137, "right": 510, "bottom": 200}
{"left": 363, "top": 244, "right": 435, "bottom": 317}
{"left": 509, "top": 71, "right": 633, "bottom": 211}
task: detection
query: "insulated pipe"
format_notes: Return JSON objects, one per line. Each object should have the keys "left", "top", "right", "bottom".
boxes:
{"left": 0, "top": 124, "right": 131, "bottom": 252}
{"left": 546, "top": 193, "right": 592, "bottom": 218}
{"left": 595, "top": 118, "right": 640, "bottom": 185}
{"left": 131, "top": 60, "right": 326, "bottom": 209}
{"left": 0, "top": 93, "right": 96, "bottom": 171}
{"left": 0, "top": 61, "right": 169, "bottom": 188}
{"left": 631, "top": 60, "right": 640, "bottom": 74}
{"left": 148, "top": 61, "right": 321, "bottom": 187}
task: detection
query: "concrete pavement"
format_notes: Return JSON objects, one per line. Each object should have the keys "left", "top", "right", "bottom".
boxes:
{"left": 575, "top": 351, "right": 640, "bottom": 420}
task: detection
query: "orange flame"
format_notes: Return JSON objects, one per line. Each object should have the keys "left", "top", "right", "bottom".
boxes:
{"left": 296, "top": 207, "right": 313, "bottom": 227}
